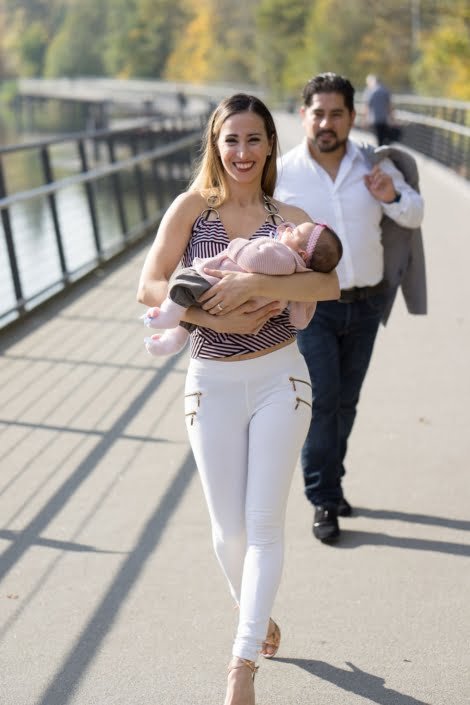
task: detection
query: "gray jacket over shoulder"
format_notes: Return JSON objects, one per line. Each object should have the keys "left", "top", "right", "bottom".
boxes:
{"left": 360, "top": 144, "right": 427, "bottom": 324}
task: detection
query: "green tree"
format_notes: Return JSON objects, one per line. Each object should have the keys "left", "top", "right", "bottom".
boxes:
{"left": 1, "top": 0, "right": 469, "bottom": 104}
{"left": 164, "top": 1, "right": 215, "bottom": 82}
{"left": 164, "top": 0, "right": 260, "bottom": 85}
{"left": 16, "top": 20, "right": 48, "bottom": 76}
{"left": 103, "top": 0, "right": 140, "bottom": 77}
{"left": 288, "top": 0, "right": 416, "bottom": 95}
{"left": 1, "top": 4, "right": 14, "bottom": 78}
{"left": 44, "top": 1, "right": 106, "bottom": 77}
{"left": 211, "top": 0, "right": 259, "bottom": 85}
{"left": 411, "top": 1, "right": 470, "bottom": 99}
{"left": 105, "top": 0, "right": 190, "bottom": 79}
{"left": 255, "top": 0, "right": 311, "bottom": 100}
{"left": 3, "top": 0, "right": 65, "bottom": 76}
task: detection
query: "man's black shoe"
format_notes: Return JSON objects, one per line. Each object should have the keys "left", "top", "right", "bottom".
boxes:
{"left": 337, "top": 497, "right": 353, "bottom": 517}
{"left": 313, "top": 506, "right": 340, "bottom": 542}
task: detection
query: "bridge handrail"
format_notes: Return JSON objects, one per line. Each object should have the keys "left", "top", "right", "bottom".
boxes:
{"left": 0, "top": 115, "right": 204, "bottom": 155}
{"left": 0, "top": 117, "right": 206, "bottom": 329}
{"left": 0, "top": 133, "right": 200, "bottom": 210}
{"left": 392, "top": 94, "right": 470, "bottom": 111}
{"left": 17, "top": 77, "right": 266, "bottom": 103}
{"left": 353, "top": 92, "right": 470, "bottom": 179}
{"left": 356, "top": 91, "right": 470, "bottom": 112}
{"left": 394, "top": 110, "right": 470, "bottom": 138}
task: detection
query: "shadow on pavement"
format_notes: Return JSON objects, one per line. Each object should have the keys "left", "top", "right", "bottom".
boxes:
{"left": 0, "top": 529, "right": 126, "bottom": 554}
{"left": 353, "top": 506, "right": 470, "bottom": 532}
{"left": 33, "top": 450, "right": 196, "bottom": 705}
{"left": 328, "top": 529, "right": 470, "bottom": 557}
{"left": 277, "top": 657, "right": 431, "bottom": 705}
{"left": 0, "top": 355, "right": 180, "bottom": 583}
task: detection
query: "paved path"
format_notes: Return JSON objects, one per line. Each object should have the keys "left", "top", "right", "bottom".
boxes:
{"left": 1, "top": 113, "right": 469, "bottom": 705}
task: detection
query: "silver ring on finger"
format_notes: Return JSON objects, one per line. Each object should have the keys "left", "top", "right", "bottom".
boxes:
{"left": 217, "top": 303, "right": 224, "bottom": 311}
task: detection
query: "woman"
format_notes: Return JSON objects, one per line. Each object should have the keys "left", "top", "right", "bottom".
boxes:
{"left": 137, "top": 93, "right": 339, "bottom": 705}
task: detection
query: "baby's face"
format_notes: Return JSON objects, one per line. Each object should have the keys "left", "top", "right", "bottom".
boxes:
{"left": 277, "top": 221, "right": 315, "bottom": 253}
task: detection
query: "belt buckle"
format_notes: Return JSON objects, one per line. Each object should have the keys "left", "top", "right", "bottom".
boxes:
{"left": 340, "top": 281, "right": 385, "bottom": 304}
{"left": 339, "top": 288, "right": 356, "bottom": 303}
{"left": 356, "top": 287, "right": 369, "bottom": 301}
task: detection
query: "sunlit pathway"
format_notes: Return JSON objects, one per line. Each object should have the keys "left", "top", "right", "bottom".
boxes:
{"left": 0, "top": 111, "right": 469, "bottom": 705}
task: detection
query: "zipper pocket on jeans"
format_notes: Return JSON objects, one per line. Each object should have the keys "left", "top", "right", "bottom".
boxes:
{"left": 184, "top": 391, "right": 202, "bottom": 425}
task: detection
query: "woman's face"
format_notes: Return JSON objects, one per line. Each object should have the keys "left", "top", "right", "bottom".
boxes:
{"left": 216, "top": 111, "right": 273, "bottom": 186}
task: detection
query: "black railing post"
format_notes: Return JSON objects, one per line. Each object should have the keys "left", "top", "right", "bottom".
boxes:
{"left": 40, "top": 146, "right": 68, "bottom": 281}
{"left": 77, "top": 138, "right": 103, "bottom": 259}
{"left": 145, "top": 129, "right": 163, "bottom": 211}
{"left": 107, "top": 138, "right": 128, "bottom": 238}
{"left": 130, "top": 139, "right": 148, "bottom": 221}
{"left": 0, "top": 157, "right": 25, "bottom": 313}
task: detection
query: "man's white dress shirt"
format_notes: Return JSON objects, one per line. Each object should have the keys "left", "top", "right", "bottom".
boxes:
{"left": 275, "top": 138, "right": 424, "bottom": 290}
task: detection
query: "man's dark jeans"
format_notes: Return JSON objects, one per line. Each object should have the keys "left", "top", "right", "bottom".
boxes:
{"left": 374, "top": 122, "right": 389, "bottom": 146}
{"left": 297, "top": 293, "right": 387, "bottom": 508}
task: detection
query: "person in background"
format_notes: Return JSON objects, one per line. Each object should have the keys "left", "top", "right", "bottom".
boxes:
{"left": 275, "top": 72, "right": 424, "bottom": 543}
{"left": 137, "top": 92, "right": 339, "bottom": 705}
{"left": 364, "top": 74, "right": 392, "bottom": 146}
{"left": 176, "top": 90, "right": 188, "bottom": 113}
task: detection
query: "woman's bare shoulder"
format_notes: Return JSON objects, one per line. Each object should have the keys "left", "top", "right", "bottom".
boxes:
{"left": 271, "top": 199, "right": 313, "bottom": 225}
{"left": 166, "top": 190, "right": 208, "bottom": 220}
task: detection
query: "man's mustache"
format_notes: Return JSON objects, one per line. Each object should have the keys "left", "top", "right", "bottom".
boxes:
{"left": 317, "top": 130, "right": 337, "bottom": 139}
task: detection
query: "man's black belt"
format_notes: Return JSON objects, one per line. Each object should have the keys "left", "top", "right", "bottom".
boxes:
{"left": 339, "top": 280, "right": 388, "bottom": 303}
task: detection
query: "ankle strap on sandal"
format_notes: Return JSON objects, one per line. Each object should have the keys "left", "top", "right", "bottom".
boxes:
{"left": 228, "top": 657, "right": 259, "bottom": 680}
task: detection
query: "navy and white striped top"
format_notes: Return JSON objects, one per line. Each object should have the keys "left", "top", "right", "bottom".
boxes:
{"left": 182, "top": 213, "right": 296, "bottom": 359}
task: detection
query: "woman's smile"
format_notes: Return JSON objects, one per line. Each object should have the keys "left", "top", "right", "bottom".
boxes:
{"left": 234, "top": 161, "right": 255, "bottom": 171}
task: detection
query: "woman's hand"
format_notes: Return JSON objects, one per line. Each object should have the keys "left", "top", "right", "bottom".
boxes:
{"left": 212, "top": 303, "right": 283, "bottom": 334}
{"left": 198, "top": 270, "right": 259, "bottom": 314}
{"left": 185, "top": 301, "right": 283, "bottom": 335}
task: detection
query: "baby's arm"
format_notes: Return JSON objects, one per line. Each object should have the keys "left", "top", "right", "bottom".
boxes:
{"left": 288, "top": 301, "right": 317, "bottom": 329}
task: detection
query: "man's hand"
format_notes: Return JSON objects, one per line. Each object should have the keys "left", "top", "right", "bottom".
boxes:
{"left": 364, "top": 165, "right": 398, "bottom": 203}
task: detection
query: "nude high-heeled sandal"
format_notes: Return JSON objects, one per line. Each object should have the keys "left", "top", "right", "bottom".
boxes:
{"left": 260, "top": 618, "right": 281, "bottom": 658}
{"left": 224, "top": 657, "right": 258, "bottom": 705}
{"left": 228, "top": 657, "right": 259, "bottom": 680}
{"left": 232, "top": 606, "right": 281, "bottom": 660}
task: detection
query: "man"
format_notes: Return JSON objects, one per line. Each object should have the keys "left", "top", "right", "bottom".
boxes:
{"left": 275, "top": 73, "right": 424, "bottom": 542}
{"left": 364, "top": 74, "right": 391, "bottom": 146}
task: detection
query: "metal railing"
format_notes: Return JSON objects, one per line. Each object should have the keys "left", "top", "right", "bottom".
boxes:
{"left": 2, "top": 87, "right": 469, "bottom": 331}
{"left": 356, "top": 93, "right": 470, "bottom": 179}
{"left": 16, "top": 79, "right": 470, "bottom": 179}
{"left": 0, "top": 113, "right": 207, "bottom": 328}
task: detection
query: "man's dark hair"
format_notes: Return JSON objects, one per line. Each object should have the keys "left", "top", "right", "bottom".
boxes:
{"left": 302, "top": 73, "right": 355, "bottom": 113}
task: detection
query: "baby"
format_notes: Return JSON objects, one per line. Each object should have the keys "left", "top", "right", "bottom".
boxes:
{"left": 142, "top": 220, "right": 342, "bottom": 356}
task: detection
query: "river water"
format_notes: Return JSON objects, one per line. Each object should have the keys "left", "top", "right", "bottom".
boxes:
{"left": 0, "top": 99, "right": 160, "bottom": 327}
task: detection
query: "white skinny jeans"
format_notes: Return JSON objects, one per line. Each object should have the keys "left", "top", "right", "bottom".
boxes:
{"left": 184, "top": 342, "right": 312, "bottom": 661}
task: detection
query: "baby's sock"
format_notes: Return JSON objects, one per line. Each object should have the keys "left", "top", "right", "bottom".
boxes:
{"left": 144, "top": 327, "right": 189, "bottom": 356}
{"left": 142, "top": 300, "right": 186, "bottom": 329}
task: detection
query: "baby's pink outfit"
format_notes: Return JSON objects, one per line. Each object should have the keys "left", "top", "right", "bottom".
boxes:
{"left": 143, "top": 236, "right": 317, "bottom": 356}
{"left": 193, "top": 236, "right": 317, "bottom": 328}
